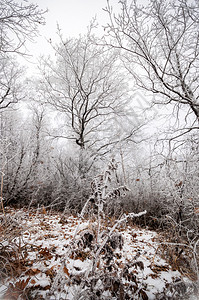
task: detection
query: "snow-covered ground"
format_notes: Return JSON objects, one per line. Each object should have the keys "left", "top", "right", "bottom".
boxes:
{"left": 0, "top": 207, "right": 197, "bottom": 299}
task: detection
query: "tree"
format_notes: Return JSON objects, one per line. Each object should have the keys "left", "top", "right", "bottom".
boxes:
{"left": 104, "top": 0, "right": 199, "bottom": 137}
{"left": 0, "top": 0, "right": 46, "bottom": 110}
{"left": 40, "top": 28, "right": 129, "bottom": 174}
{"left": 0, "top": 105, "right": 54, "bottom": 206}
{"left": 0, "top": 0, "right": 46, "bottom": 55}
{"left": 0, "top": 56, "right": 24, "bottom": 109}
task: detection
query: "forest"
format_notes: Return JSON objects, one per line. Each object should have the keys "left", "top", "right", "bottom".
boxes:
{"left": 0, "top": 0, "right": 199, "bottom": 299}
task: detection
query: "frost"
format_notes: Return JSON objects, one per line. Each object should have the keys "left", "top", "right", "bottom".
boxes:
{"left": 0, "top": 207, "right": 196, "bottom": 299}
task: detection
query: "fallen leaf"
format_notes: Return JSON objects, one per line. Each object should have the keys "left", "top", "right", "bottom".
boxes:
{"left": 63, "top": 266, "right": 70, "bottom": 276}
{"left": 45, "top": 265, "right": 56, "bottom": 278}
{"left": 39, "top": 247, "right": 53, "bottom": 259}
{"left": 25, "top": 268, "right": 41, "bottom": 276}
{"left": 42, "top": 205, "right": 47, "bottom": 214}
{"left": 4, "top": 278, "right": 30, "bottom": 299}
{"left": 30, "top": 279, "right": 36, "bottom": 284}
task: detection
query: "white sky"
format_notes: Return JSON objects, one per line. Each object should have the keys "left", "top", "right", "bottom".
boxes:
{"left": 21, "top": 0, "right": 113, "bottom": 72}
{"left": 38, "top": 0, "right": 109, "bottom": 36}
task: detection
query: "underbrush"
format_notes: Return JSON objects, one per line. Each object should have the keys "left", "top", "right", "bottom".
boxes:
{"left": 0, "top": 160, "right": 198, "bottom": 299}
{"left": 0, "top": 206, "right": 198, "bottom": 300}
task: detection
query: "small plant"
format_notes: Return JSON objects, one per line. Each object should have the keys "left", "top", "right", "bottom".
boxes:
{"left": 46, "top": 159, "right": 147, "bottom": 299}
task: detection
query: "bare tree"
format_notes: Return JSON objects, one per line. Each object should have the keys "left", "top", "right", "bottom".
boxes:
{"left": 0, "top": 0, "right": 46, "bottom": 55}
{"left": 104, "top": 0, "right": 199, "bottom": 136}
{"left": 0, "top": 56, "right": 24, "bottom": 109}
{"left": 0, "top": 105, "right": 54, "bottom": 206}
{"left": 40, "top": 28, "right": 130, "bottom": 174}
{"left": 0, "top": 0, "right": 46, "bottom": 111}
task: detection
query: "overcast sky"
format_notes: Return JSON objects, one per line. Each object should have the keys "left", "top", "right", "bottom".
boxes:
{"left": 38, "top": 0, "right": 109, "bottom": 36}
{"left": 22, "top": 0, "right": 113, "bottom": 72}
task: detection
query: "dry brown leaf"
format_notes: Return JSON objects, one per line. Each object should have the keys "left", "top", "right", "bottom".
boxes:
{"left": 4, "top": 278, "right": 30, "bottom": 300}
{"left": 25, "top": 268, "right": 41, "bottom": 276}
{"left": 30, "top": 279, "right": 36, "bottom": 284}
{"left": 45, "top": 265, "right": 56, "bottom": 277}
{"left": 39, "top": 247, "right": 53, "bottom": 259}
{"left": 43, "top": 285, "right": 51, "bottom": 290}
{"left": 63, "top": 266, "right": 70, "bottom": 276}
{"left": 42, "top": 205, "right": 47, "bottom": 214}
{"left": 139, "top": 289, "right": 148, "bottom": 300}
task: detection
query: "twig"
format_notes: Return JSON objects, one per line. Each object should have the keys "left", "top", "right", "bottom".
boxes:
{"left": 0, "top": 171, "right": 5, "bottom": 216}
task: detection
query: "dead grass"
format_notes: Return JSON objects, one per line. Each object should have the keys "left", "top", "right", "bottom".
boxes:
{"left": 0, "top": 206, "right": 197, "bottom": 299}
{"left": 157, "top": 232, "right": 198, "bottom": 282}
